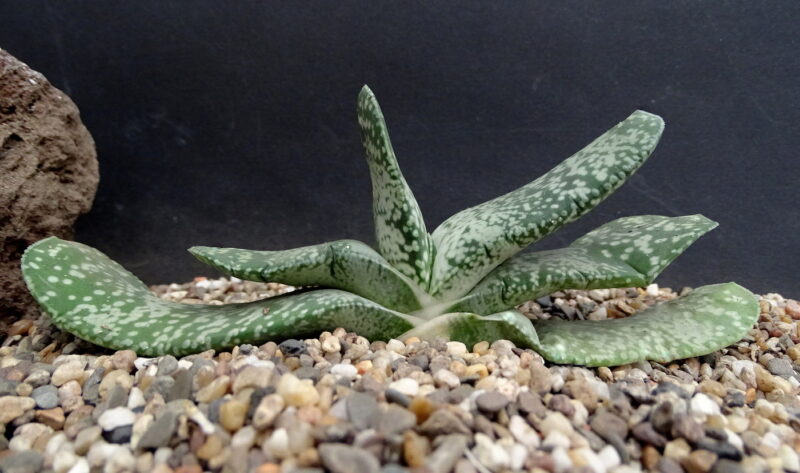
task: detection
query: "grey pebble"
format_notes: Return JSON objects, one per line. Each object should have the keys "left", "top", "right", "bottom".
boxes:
{"left": 295, "top": 366, "right": 321, "bottom": 383}
{"left": 670, "top": 414, "right": 704, "bottom": 443}
{"left": 103, "top": 424, "right": 133, "bottom": 444}
{"left": 146, "top": 375, "right": 175, "bottom": 399}
{"left": 167, "top": 369, "right": 192, "bottom": 401}
{"left": 384, "top": 389, "right": 410, "bottom": 408}
{"left": 547, "top": 394, "right": 575, "bottom": 417}
{"left": 695, "top": 438, "right": 743, "bottom": 461}
{"left": 0, "top": 379, "right": 20, "bottom": 396}
{"left": 516, "top": 391, "right": 546, "bottom": 417}
{"left": 319, "top": 443, "right": 381, "bottom": 473}
{"left": 377, "top": 405, "right": 416, "bottom": 437}
{"left": 279, "top": 339, "right": 308, "bottom": 356}
{"left": 381, "top": 465, "right": 408, "bottom": 473}
{"left": 347, "top": 392, "right": 379, "bottom": 430}
{"left": 711, "top": 459, "right": 745, "bottom": 473}
{"left": 426, "top": 435, "right": 467, "bottom": 473}
{"left": 632, "top": 422, "right": 667, "bottom": 448}
{"left": 31, "top": 384, "right": 59, "bottom": 409}
{"left": 650, "top": 401, "right": 673, "bottom": 434}
{"left": 476, "top": 391, "right": 509, "bottom": 414}
{"left": 137, "top": 408, "right": 180, "bottom": 449}
{"left": 448, "top": 385, "right": 475, "bottom": 404}
{"left": 724, "top": 390, "right": 745, "bottom": 408}
{"left": 0, "top": 451, "right": 44, "bottom": 473}
{"left": 82, "top": 366, "right": 105, "bottom": 404}
{"left": 156, "top": 355, "right": 179, "bottom": 376}
{"left": 409, "top": 355, "right": 429, "bottom": 370}
{"left": 420, "top": 409, "right": 471, "bottom": 437}
{"left": 107, "top": 384, "right": 128, "bottom": 408}
{"left": 656, "top": 457, "right": 683, "bottom": 473}
{"left": 766, "top": 358, "right": 795, "bottom": 378}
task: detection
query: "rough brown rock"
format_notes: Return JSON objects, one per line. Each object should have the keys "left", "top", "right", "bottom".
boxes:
{"left": 0, "top": 48, "right": 99, "bottom": 329}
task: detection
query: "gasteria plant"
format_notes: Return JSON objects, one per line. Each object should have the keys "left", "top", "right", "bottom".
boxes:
{"left": 21, "top": 86, "right": 758, "bottom": 366}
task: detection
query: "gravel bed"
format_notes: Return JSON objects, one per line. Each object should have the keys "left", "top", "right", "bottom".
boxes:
{"left": 0, "top": 277, "right": 798, "bottom": 473}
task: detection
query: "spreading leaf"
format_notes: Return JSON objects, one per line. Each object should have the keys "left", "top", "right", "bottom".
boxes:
{"left": 22, "top": 237, "right": 414, "bottom": 356}
{"left": 448, "top": 215, "right": 717, "bottom": 314}
{"left": 429, "top": 111, "right": 665, "bottom": 301}
{"left": 190, "top": 239, "right": 423, "bottom": 312}
{"left": 358, "top": 85, "right": 435, "bottom": 288}
{"left": 530, "top": 283, "right": 758, "bottom": 366}
{"left": 401, "top": 310, "right": 540, "bottom": 349}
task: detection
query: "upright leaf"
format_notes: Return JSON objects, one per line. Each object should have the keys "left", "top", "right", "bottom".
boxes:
{"left": 531, "top": 283, "right": 758, "bottom": 366}
{"left": 448, "top": 215, "right": 717, "bottom": 314}
{"left": 22, "top": 237, "right": 415, "bottom": 356}
{"left": 190, "top": 239, "right": 423, "bottom": 312}
{"left": 358, "top": 85, "right": 434, "bottom": 288}
{"left": 429, "top": 111, "right": 665, "bottom": 300}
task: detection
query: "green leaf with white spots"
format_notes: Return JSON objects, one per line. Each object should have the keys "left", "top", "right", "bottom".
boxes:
{"left": 358, "top": 86, "right": 435, "bottom": 288}
{"left": 428, "top": 111, "right": 665, "bottom": 301}
{"left": 447, "top": 215, "right": 717, "bottom": 314}
{"left": 530, "top": 283, "right": 758, "bottom": 366}
{"left": 401, "top": 310, "right": 540, "bottom": 349}
{"left": 189, "top": 239, "right": 423, "bottom": 312}
{"left": 22, "top": 237, "right": 415, "bottom": 356}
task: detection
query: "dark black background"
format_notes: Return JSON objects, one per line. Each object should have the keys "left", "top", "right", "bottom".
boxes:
{"left": 2, "top": 2, "right": 798, "bottom": 295}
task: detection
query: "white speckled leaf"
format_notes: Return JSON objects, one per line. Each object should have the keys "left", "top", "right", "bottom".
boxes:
{"left": 358, "top": 86, "right": 434, "bottom": 288}
{"left": 429, "top": 111, "right": 665, "bottom": 300}
{"left": 22, "top": 237, "right": 414, "bottom": 356}
{"left": 448, "top": 215, "right": 717, "bottom": 314}
{"left": 189, "top": 240, "right": 422, "bottom": 312}
{"left": 531, "top": 283, "right": 758, "bottom": 367}
{"left": 401, "top": 310, "right": 539, "bottom": 349}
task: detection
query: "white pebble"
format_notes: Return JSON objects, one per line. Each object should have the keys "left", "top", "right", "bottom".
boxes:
{"left": 386, "top": 339, "right": 406, "bottom": 353}
{"left": 508, "top": 415, "right": 540, "bottom": 450}
{"left": 508, "top": 442, "right": 527, "bottom": 471}
{"left": 127, "top": 387, "right": 145, "bottom": 410}
{"left": 690, "top": 393, "right": 720, "bottom": 417}
{"left": 473, "top": 433, "right": 509, "bottom": 471}
{"left": 263, "top": 427, "right": 290, "bottom": 459}
{"left": 54, "top": 450, "right": 78, "bottom": 473}
{"left": 330, "top": 363, "right": 358, "bottom": 379}
{"left": 646, "top": 283, "right": 659, "bottom": 296}
{"left": 388, "top": 378, "right": 419, "bottom": 397}
{"left": 98, "top": 407, "right": 136, "bottom": 431}
{"left": 598, "top": 445, "right": 621, "bottom": 470}
{"left": 446, "top": 341, "right": 468, "bottom": 357}
{"left": 434, "top": 369, "right": 460, "bottom": 388}
{"left": 551, "top": 447, "right": 573, "bottom": 473}
{"left": 543, "top": 430, "right": 572, "bottom": 449}
{"left": 779, "top": 445, "right": 800, "bottom": 471}
{"left": 67, "top": 458, "right": 90, "bottom": 473}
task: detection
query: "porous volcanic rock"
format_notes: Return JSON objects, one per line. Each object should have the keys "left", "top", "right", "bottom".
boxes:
{"left": 0, "top": 48, "right": 99, "bottom": 329}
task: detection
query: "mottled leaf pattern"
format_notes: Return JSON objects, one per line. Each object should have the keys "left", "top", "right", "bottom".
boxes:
{"left": 401, "top": 310, "right": 540, "bottom": 349}
{"left": 22, "top": 238, "right": 414, "bottom": 356}
{"left": 448, "top": 215, "right": 717, "bottom": 314}
{"left": 531, "top": 283, "right": 758, "bottom": 366}
{"left": 358, "top": 86, "right": 434, "bottom": 288}
{"left": 190, "top": 240, "right": 422, "bottom": 312}
{"left": 20, "top": 89, "right": 758, "bottom": 367}
{"left": 429, "top": 111, "right": 665, "bottom": 300}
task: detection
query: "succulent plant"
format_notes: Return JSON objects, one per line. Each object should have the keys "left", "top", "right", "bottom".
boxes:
{"left": 21, "top": 86, "right": 758, "bottom": 365}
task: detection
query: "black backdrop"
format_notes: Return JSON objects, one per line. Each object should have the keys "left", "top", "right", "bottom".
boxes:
{"left": 2, "top": 2, "right": 798, "bottom": 296}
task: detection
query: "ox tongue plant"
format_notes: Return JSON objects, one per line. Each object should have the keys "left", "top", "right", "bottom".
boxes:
{"left": 21, "top": 86, "right": 759, "bottom": 366}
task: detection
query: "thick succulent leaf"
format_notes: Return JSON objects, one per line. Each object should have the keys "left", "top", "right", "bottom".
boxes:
{"left": 358, "top": 85, "right": 435, "bottom": 288}
{"left": 22, "top": 237, "right": 414, "bottom": 356}
{"left": 447, "top": 215, "right": 717, "bottom": 314}
{"left": 190, "top": 239, "right": 423, "bottom": 312}
{"left": 401, "top": 310, "right": 540, "bottom": 349}
{"left": 531, "top": 283, "right": 758, "bottom": 367}
{"left": 429, "top": 111, "right": 665, "bottom": 300}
